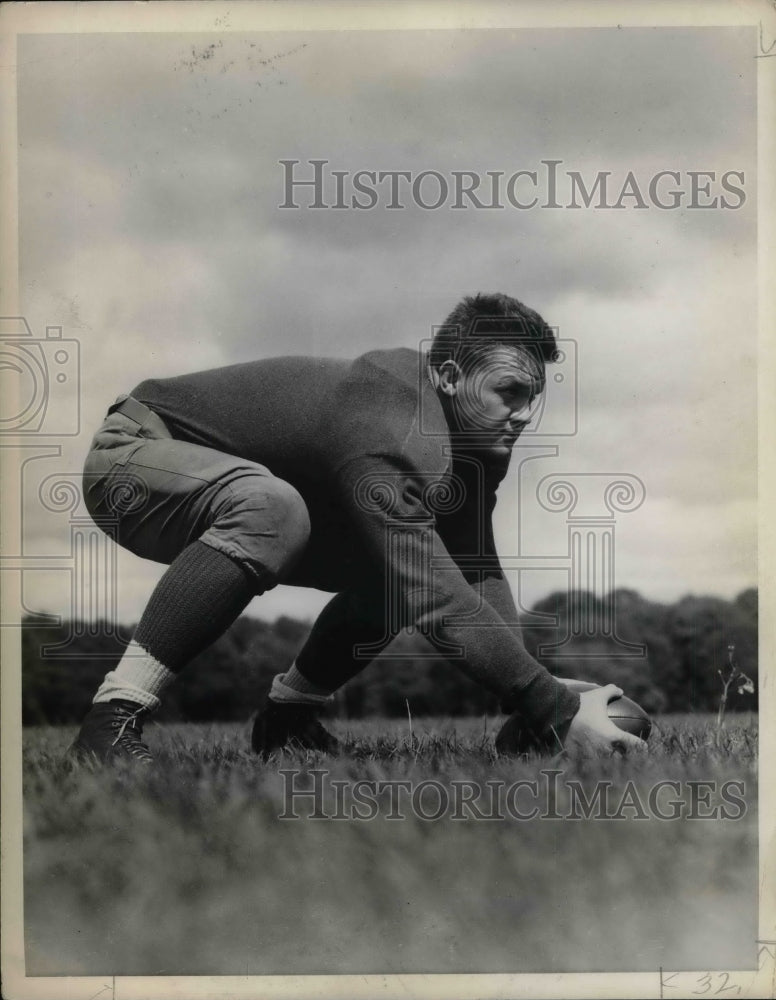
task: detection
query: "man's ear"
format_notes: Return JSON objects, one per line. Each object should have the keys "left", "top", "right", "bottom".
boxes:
{"left": 437, "top": 360, "right": 461, "bottom": 397}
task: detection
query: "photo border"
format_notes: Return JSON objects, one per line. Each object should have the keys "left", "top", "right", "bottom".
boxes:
{"left": 1, "top": 2, "right": 773, "bottom": 998}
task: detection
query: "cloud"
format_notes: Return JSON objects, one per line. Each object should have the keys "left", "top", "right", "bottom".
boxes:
{"left": 13, "top": 26, "right": 758, "bottom": 622}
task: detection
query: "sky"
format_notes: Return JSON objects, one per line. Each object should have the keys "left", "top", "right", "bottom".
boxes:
{"left": 10, "top": 24, "right": 758, "bottom": 625}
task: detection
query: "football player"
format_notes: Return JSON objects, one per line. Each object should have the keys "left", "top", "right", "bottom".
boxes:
{"left": 69, "top": 293, "right": 644, "bottom": 763}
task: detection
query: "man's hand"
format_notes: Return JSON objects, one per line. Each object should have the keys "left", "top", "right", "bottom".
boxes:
{"left": 565, "top": 683, "right": 646, "bottom": 755}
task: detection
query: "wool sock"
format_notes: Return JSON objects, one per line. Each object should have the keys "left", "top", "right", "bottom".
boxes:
{"left": 93, "top": 540, "right": 258, "bottom": 710}
{"left": 269, "top": 661, "right": 334, "bottom": 705}
{"left": 93, "top": 640, "right": 175, "bottom": 711}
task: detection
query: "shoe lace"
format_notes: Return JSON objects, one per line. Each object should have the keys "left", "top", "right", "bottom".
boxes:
{"left": 111, "top": 706, "right": 151, "bottom": 757}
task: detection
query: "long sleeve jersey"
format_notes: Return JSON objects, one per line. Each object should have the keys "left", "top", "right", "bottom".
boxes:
{"left": 132, "top": 347, "right": 580, "bottom": 736}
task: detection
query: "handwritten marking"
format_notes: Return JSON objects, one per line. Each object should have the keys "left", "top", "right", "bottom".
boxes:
{"left": 87, "top": 985, "right": 112, "bottom": 1000}
{"left": 756, "top": 21, "right": 776, "bottom": 57}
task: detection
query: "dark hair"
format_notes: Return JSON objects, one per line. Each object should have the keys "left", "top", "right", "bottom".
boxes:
{"left": 429, "top": 292, "right": 559, "bottom": 373}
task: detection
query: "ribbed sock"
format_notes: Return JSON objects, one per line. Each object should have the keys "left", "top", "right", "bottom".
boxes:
{"left": 269, "top": 661, "right": 334, "bottom": 705}
{"left": 134, "top": 540, "right": 258, "bottom": 671}
{"left": 93, "top": 540, "right": 258, "bottom": 711}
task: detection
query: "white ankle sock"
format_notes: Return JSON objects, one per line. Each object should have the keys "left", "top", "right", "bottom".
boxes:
{"left": 93, "top": 639, "right": 176, "bottom": 712}
{"left": 269, "top": 662, "right": 333, "bottom": 705}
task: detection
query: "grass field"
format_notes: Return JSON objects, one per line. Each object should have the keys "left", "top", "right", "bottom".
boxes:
{"left": 22, "top": 713, "right": 757, "bottom": 977}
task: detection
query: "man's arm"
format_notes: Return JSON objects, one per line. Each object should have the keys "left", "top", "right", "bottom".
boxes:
{"left": 444, "top": 467, "right": 645, "bottom": 753}
{"left": 334, "top": 453, "right": 581, "bottom": 742}
{"left": 432, "top": 455, "right": 582, "bottom": 741}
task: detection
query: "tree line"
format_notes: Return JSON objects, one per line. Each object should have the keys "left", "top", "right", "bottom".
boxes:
{"left": 20, "top": 587, "right": 757, "bottom": 724}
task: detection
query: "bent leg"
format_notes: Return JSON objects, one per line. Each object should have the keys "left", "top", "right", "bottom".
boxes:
{"left": 83, "top": 433, "right": 310, "bottom": 710}
{"left": 84, "top": 434, "right": 310, "bottom": 588}
{"left": 263, "top": 584, "right": 391, "bottom": 707}
{"left": 293, "top": 582, "right": 394, "bottom": 693}
{"left": 252, "top": 582, "right": 393, "bottom": 757}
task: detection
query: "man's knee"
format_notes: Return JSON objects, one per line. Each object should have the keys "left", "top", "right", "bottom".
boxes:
{"left": 263, "top": 477, "right": 312, "bottom": 563}
{"left": 213, "top": 474, "right": 311, "bottom": 584}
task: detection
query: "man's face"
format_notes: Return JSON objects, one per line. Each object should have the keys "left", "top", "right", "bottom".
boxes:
{"left": 444, "top": 346, "right": 544, "bottom": 455}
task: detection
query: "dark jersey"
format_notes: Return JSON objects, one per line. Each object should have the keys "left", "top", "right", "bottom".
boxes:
{"left": 133, "top": 348, "right": 579, "bottom": 733}
{"left": 133, "top": 349, "right": 473, "bottom": 589}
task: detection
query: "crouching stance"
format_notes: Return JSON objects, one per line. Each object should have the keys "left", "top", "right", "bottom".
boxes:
{"left": 69, "top": 293, "right": 644, "bottom": 764}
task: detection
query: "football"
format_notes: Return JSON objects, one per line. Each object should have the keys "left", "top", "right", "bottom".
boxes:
{"left": 558, "top": 679, "right": 652, "bottom": 741}
{"left": 606, "top": 694, "right": 652, "bottom": 740}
